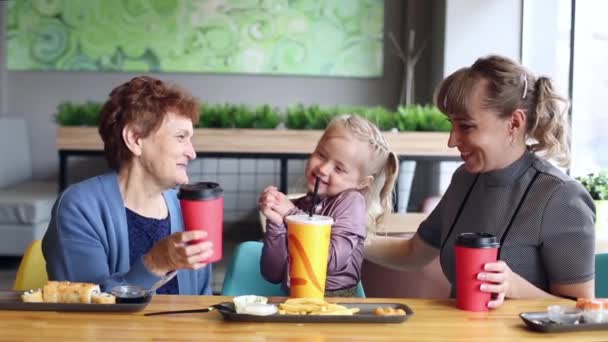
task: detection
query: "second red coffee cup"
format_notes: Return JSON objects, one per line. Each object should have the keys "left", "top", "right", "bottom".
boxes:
{"left": 178, "top": 182, "right": 223, "bottom": 263}
{"left": 455, "top": 232, "right": 499, "bottom": 311}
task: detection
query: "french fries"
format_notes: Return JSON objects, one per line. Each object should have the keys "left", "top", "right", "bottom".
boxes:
{"left": 278, "top": 298, "right": 360, "bottom": 315}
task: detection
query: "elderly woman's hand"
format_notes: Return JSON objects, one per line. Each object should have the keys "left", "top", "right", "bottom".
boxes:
{"left": 477, "top": 260, "right": 513, "bottom": 309}
{"left": 258, "top": 186, "right": 295, "bottom": 226}
{"left": 143, "top": 230, "right": 213, "bottom": 276}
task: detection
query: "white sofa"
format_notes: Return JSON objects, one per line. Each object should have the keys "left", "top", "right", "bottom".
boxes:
{"left": 0, "top": 118, "right": 57, "bottom": 256}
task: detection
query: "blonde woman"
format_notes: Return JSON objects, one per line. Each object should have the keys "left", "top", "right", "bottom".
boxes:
{"left": 366, "top": 55, "right": 595, "bottom": 308}
{"left": 259, "top": 114, "right": 399, "bottom": 297}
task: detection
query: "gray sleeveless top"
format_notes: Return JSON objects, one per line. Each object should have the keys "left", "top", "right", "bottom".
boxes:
{"left": 417, "top": 151, "right": 595, "bottom": 296}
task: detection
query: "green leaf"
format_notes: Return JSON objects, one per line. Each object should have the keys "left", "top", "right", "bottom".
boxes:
{"left": 285, "top": 104, "right": 309, "bottom": 129}
{"left": 55, "top": 101, "right": 101, "bottom": 126}
{"left": 233, "top": 104, "right": 254, "bottom": 128}
{"left": 56, "top": 102, "right": 452, "bottom": 133}
{"left": 253, "top": 104, "right": 280, "bottom": 129}
{"left": 395, "top": 105, "right": 451, "bottom": 132}
{"left": 576, "top": 171, "right": 608, "bottom": 200}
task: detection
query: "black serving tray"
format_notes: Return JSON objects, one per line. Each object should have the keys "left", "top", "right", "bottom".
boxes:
{"left": 216, "top": 302, "right": 413, "bottom": 323}
{"left": 520, "top": 311, "right": 608, "bottom": 332}
{"left": 0, "top": 291, "right": 151, "bottom": 313}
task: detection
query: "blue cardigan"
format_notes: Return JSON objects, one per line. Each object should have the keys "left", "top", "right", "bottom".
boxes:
{"left": 42, "top": 173, "right": 212, "bottom": 295}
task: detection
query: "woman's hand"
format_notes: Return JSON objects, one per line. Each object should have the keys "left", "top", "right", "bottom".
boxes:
{"left": 478, "top": 260, "right": 513, "bottom": 309}
{"left": 143, "top": 230, "right": 213, "bottom": 276}
{"left": 258, "top": 186, "right": 295, "bottom": 225}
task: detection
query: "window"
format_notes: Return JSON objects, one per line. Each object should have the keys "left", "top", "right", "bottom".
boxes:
{"left": 522, "top": 0, "right": 608, "bottom": 176}
{"left": 570, "top": 1, "right": 608, "bottom": 175}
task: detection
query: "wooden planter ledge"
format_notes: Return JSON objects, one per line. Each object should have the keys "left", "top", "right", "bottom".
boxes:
{"left": 56, "top": 127, "right": 459, "bottom": 192}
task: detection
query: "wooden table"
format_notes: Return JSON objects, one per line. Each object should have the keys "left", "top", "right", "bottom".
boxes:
{"left": 0, "top": 295, "right": 602, "bottom": 341}
{"left": 56, "top": 127, "right": 458, "bottom": 193}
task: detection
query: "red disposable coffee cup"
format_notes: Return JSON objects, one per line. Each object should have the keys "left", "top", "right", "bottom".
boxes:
{"left": 455, "top": 232, "right": 499, "bottom": 311}
{"left": 178, "top": 182, "right": 223, "bottom": 263}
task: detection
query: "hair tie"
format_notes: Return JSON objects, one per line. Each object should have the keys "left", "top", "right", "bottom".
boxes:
{"left": 521, "top": 74, "right": 528, "bottom": 99}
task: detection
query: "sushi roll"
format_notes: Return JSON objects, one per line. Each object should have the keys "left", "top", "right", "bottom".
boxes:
{"left": 28, "top": 281, "right": 107, "bottom": 304}
{"left": 58, "top": 281, "right": 81, "bottom": 303}
{"left": 55, "top": 282, "right": 101, "bottom": 303}
{"left": 91, "top": 292, "right": 116, "bottom": 304}
{"left": 21, "top": 288, "right": 43, "bottom": 303}
{"left": 77, "top": 283, "right": 101, "bottom": 304}
{"left": 42, "top": 281, "right": 61, "bottom": 303}
{"left": 582, "top": 299, "right": 604, "bottom": 323}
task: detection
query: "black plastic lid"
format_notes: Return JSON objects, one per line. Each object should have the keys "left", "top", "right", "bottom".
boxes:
{"left": 178, "top": 182, "right": 223, "bottom": 200}
{"left": 455, "top": 232, "right": 499, "bottom": 248}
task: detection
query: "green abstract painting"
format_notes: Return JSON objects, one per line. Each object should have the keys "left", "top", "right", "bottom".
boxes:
{"left": 6, "top": 0, "right": 384, "bottom": 77}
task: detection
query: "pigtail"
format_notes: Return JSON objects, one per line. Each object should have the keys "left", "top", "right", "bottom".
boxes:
{"left": 365, "top": 145, "right": 399, "bottom": 236}
{"left": 375, "top": 152, "right": 399, "bottom": 226}
{"left": 328, "top": 114, "right": 400, "bottom": 236}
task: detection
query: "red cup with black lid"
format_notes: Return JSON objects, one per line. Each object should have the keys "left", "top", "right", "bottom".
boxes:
{"left": 178, "top": 182, "right": 223, "bottom": 263}
{"left": 455, "top": 232, "right": 500, "bottom": 311}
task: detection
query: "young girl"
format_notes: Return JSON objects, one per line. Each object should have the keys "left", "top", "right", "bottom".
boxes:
{"left": 259, "top": 114, "right": 399, "bottom": 297}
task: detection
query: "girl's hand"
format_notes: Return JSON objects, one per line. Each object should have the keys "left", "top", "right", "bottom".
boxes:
{"left": 477, "top": 260, "right": 512, "bottom": 309}
{"left": 144, "top": 230, "right": 213, "bottom": 276}
{"left": 258, "top": 186, "right": 295, "bottom": 225}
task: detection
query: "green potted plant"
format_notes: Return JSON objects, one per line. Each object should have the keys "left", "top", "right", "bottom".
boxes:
{"left": 576, "top": 171, "right": 608, "bottom": 234}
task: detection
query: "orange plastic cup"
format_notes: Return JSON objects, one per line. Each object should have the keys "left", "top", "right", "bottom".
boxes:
{"left": 286, "top": 214, "right": 333, "bottom": 299}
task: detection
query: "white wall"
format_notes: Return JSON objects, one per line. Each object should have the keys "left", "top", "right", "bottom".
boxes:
{"left": 521, "top": 0, "right": 564, "bottom": 80}
{"left": 443, "top": 0, "right": 522, "bottom": 76}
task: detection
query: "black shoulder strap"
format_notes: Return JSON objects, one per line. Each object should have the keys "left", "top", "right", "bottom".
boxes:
{"left": 497, "top": 170, "right": 540, "bottom": 258}
{"left": 440, "top": 174, "right": 480, "bottom": 252}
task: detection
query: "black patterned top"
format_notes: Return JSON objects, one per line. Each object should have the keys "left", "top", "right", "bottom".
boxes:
{"left": 126, "top": 208, "right": 179, "bottom": 295}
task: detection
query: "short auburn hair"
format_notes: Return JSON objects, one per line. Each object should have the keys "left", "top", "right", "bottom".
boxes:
{"left": 98, "top": 76, "right": 199, "bottom": 170}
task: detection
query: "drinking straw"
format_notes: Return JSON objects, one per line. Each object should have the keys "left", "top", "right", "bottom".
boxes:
{"left": 309, "top": 176, "right": 320, "bottom": 218}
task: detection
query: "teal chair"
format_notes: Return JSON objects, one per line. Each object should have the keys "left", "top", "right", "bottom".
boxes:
{"left": 221, "top": 241, "right": 366, "bottom": 298}
{"left": 221, "top": 241, "right": 287, "bottom": 296}
{"left": 596, "top": 253, "right": 608, "bottom": 298}
{"left": 355, "top": 280, "right": 366, "bottom": 298}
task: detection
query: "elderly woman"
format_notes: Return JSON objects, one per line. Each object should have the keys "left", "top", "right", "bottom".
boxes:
{"left": 366, "top": 55, "right": 595, "bottom": 308}
{"left": 43, "top": 76, "right": 213, "bottom": 295}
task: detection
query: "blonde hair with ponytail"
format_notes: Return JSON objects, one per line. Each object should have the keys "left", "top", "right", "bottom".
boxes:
{"left": 528, "top": 76, "right": 570, "bottom": 165}
{"left": 435, "top": 55, "right": 570, "bottom": 166}
{"left": 324, "top": 115, "right": 399, "bottom": 234}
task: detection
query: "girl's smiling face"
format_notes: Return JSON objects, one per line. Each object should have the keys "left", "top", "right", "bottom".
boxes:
{"left": 304, "top": 126, "right": 371, "bottom": 197}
